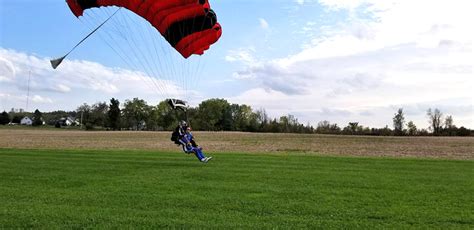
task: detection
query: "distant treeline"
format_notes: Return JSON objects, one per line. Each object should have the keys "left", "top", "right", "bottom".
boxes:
{"left": 1, "top": 98, "right": 472, "bottom": 136}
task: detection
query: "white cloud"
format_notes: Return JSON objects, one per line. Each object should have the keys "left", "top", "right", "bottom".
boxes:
{"left": 295, "top": 0, "right": 305, "bottom": 5}
{"left": 0, "top": 48, "right": 186, "bottom": 112}
{"left": 55, "top": 84, "right": 71, "bottom": 93}
{"left": 225, "top": 47, "right": 259, "bottom": 66}
{"left": 294, "top": 0, "right": 318, "bottom": 5}
{"left": 31, "top": 95, "right": 54, "bottom": 104}
{"left": 0, "top": 56, "right": 16, "bottom": 82}
{"left": 317, "top": 0, "right": 378, "bottom": 11}
{"left": 259, "top": 18, "right": 269, "bottom": 30}
{"left": 229, "top": 0, "right": 474, "bottom": 128}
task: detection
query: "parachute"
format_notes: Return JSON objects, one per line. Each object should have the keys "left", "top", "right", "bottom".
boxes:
{"left": 58, "top": 0, "right": 223, "bottom": 107}
{"left": 66, "top": 0, "right": 222, "bottom": 58}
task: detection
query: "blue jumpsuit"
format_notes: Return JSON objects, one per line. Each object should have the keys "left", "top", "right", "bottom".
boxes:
{"left": 179, "top": 132, "right": 206, "bottom": 161}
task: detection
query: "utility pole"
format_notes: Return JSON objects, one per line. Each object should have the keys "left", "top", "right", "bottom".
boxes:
{"left": 80, "top": 111, "right": 83, "bottom": 130}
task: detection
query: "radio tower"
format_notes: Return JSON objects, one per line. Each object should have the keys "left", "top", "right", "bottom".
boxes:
{"left": 26, "top": 70, "right": 31, "bottom": 112}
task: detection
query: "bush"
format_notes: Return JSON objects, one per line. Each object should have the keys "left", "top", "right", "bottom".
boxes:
{"left": 85, "top": 122, "right": 94, "bottom": 130}
{"left": 457, "top": 127, "right": 471, "bottom": 136}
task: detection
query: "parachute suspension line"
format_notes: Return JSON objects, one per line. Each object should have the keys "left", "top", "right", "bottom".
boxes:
{"left": 182, "top": 11, "right": 209, "bottom": 102}
{"left": 159, "top": 36, "right": 179, "bottom": 99}
{"left": 182, "top": 15, "right": 195, "bottom": 100}
{"left": 185, "top": 12, "right": 204, "bottom": 101}
{"left": 86, "top": 8, "right": 166, "bottom": 99}
{"left": 190, "top": 10, "right": 210, "bottom": 100}
{"left": 81, "top": 10, "right": 142, "bottom": 79}
{"left": 81, "top": 9, "right": 158, "bottom": 97}
{"left": 169, "top": 13, "right": 190, "bottom": 101}
{"left": 176, "top": 9, "right": 200, "bottom": 101}
{"left": 50, "top": 8, "right": 121, "bottom": 69}
{"left": 161, "top": 25, "right": 182, "bottom": 100}
{"left": 148, "top": 10, "right": 182, "bottom": 99}
{"left": 143, "top": 20, "right": 170, "bottom": 96}
{"left": 97, "top": 8, "right": 166, "bottom": 99}
{"left": 191, "top": 14, "right": 209, "bottom": 97}
{"left": 116, "top": 8, "right": 165, "bottom": 96}
{"left": 139, "top": 12, "right": 179, "bottom": 100}
{"left": 190, "top": 12, "right": 212, "bottom": 101}
{"left": 124, "top": 7, "right": 179, "bottom": 101}
{"left": 119, "top": 10, "right": 170, "bottom": 97}
{"left": 192, "top": 54, "right": 206, "bottom": 101}
{"left": 108, "top": 8, "right": 169, "bottom": 99}
{"left": 179, "top": 17, "right": 189, "bottom": 100}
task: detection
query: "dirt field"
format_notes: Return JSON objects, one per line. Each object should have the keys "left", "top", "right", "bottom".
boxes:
{"left": 0, "top": 129, "right": 472, "bottom": 160}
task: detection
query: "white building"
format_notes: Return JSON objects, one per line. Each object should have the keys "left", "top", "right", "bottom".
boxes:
{"left": 20, "top": 117, "right": 33, "bottom": 126}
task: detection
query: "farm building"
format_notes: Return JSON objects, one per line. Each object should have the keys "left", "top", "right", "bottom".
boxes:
{"left": 20, "top": 117, "right": 33, "bottom": 126}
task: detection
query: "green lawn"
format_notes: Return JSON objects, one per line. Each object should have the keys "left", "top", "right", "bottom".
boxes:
{"left": 0, "top": 148, "right": 472, "bottom": 228}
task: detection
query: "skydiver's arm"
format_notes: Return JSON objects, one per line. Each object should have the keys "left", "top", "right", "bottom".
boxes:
{"left": 190, "top": 139, "right": 198, "bottom": 147}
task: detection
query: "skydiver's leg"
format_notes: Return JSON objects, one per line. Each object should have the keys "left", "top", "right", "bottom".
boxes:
{"left": 197, "top": 148, "right": 212, "bottom": 162}
{"left": 182, "top": 145, "right": 188, "bottom": 154}
{"left": 193, "top": 147, "right": 206, "bottom": 161}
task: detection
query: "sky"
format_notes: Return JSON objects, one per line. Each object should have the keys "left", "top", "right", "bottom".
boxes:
{"left": 0, "top": 0, "right": 473, "bottom": 129}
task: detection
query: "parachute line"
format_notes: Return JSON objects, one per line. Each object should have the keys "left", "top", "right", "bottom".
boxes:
{"left": 50, "top": 8, "right": 121, "bottom": 69}
{"left": 86, "top": 8, "right": 166, "bottom": 98}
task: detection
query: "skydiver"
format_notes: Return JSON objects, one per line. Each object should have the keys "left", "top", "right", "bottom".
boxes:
{"left": 171, "top": 120, "right": 187, "bottom": 145}
{"left": 179, "top": 126, "right": 212, "bottom": 163}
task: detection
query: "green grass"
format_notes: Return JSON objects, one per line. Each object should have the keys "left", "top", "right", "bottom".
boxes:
{"left": 0, "top": 148, "right": 473, "bottom": 228}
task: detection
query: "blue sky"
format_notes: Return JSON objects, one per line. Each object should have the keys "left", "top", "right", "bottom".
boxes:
{"left": 1, "top": 0, "right": 473, "bottom": 129}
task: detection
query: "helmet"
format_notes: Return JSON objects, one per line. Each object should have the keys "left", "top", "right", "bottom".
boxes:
{"left": 180, "top": 120, "right": 187, "bottom": 127}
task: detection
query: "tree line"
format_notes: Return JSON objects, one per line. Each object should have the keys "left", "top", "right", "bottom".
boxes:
{"left": 0, "top": 98, "right": 472, "bottom": 136}
{"left": 315, "top": 108, "right": 471, "bottom": 136}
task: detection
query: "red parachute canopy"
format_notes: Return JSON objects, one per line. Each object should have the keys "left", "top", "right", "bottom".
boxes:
{"left": 66, "top": 0, "right": 222, "bottom": 58}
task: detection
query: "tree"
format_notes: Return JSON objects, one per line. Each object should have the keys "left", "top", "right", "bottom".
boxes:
{"left": 427, "top": 108, "right": 443, "bottom": 135}
{"left": 392, "top": 108, "right": 405, "bottom": 136}
{"left": 345, "top": 122, "right": 359, "bottom": 135}
{"left": 444, "top": 115, "right": 454, "bottom": 129}
{"left": 316, "top": 120, "right": 341, "bottom": 134}
{"left": 91, "top": 102, "right": 109, "bottom": 128}
{"left": 230, "top": 104, "right": 253, "bottom": 131}
{"left": 222, "top": 105, "right": 234, "bottom": 131}
{"left": 108, "top": 98, "right": 121, "bottom": 130}
{"left": 77, "top": 103, "right": 92, "bottom": 129}
{"left": 122, "top": 98, "right": 149, "bottom": 130}
{"left": 247, "top": 111, "right": 260, "bottom": 132}
{"left": 11, "top": 114, "right": 23, "bottom": 124}
{"left": 418, "top": 129, "right": 429, "bottom": 136}
{"left": 32, "top": 109, "right": 43, "bottom": 126}
{"left": 287, "top": 114, "right": 299, "bottom": 133}
{"left": 196, "top": 98, "right": 230, "bottom": 131}
{"left": 406, "top": 121, "right": 417, "bottom": 136}
{"left": 254, "top": 108, "right": 269, "bottom": 132}
{"left": 155, "top": 100, "right": 179, "bottom": 130}
{"left": 457, "top": 127, "right": 471, "bottom": 136}
{"left": 442, "top": 115, "right": 458, "bottom": 136}
{"left": 316, "top": 120, "right": 331, "bottom": 134}
{"left": 279, "top": 116, "right": 289, "bottom": 133}
{"left": 0, "top": 111, "right": 10, "bottom": 125}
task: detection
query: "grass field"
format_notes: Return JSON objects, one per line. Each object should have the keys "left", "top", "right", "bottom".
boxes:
{"left": 0, "top": 128, "right": 473, "bottom": 228}
{"left": 1, "top": 148, "right": 473, "bottom": 228}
